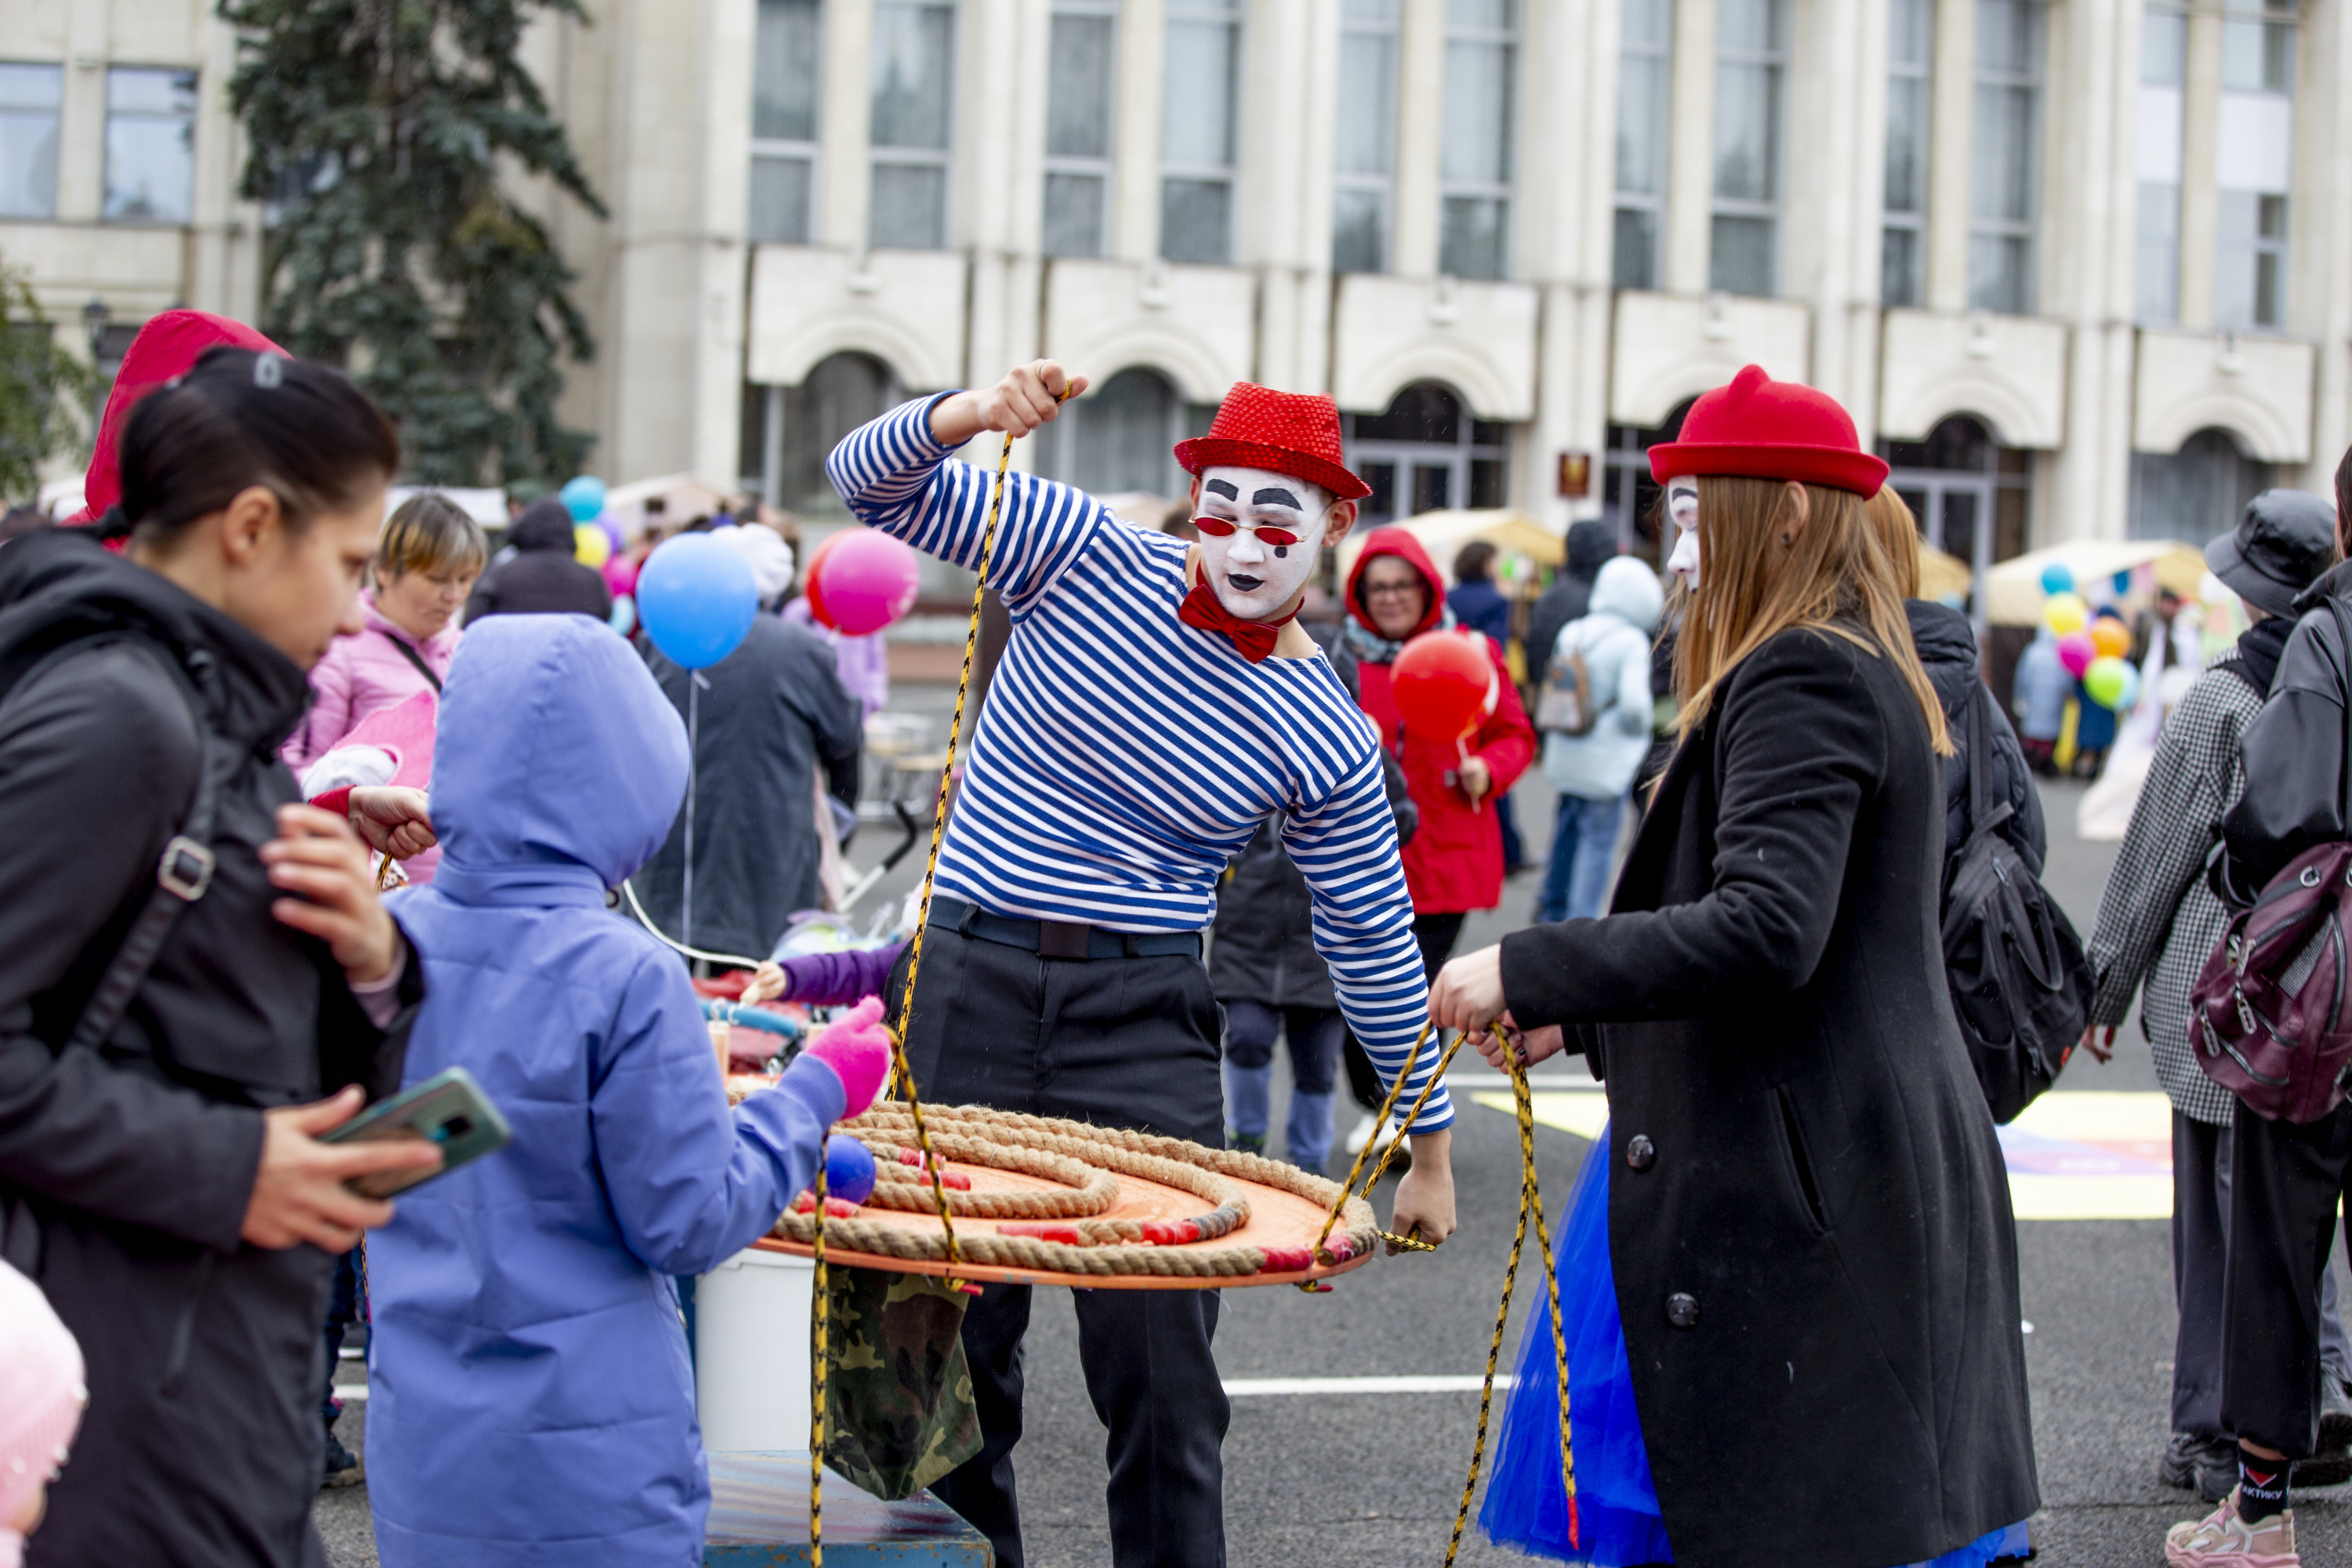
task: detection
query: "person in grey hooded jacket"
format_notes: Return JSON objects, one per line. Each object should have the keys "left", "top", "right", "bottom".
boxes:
{"left": 1535, "top": 555, "right": 1663, "bottom": 921}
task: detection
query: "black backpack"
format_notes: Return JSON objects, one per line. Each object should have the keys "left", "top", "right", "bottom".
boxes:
{"left": 1940, "top": 684, "right": 2091, "bottom": 1123}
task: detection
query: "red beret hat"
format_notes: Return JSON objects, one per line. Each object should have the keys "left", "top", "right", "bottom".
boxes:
{"left": 1174, "top": 381, "right": 1371, "bottom": 502}
{"left": 1647, "top": 365, "right": 1889, "bottom": 496}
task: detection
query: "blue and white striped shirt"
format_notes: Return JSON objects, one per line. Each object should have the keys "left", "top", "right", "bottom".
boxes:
{"left": 829, "top": 395, "right": 1450, "bottom": 1130}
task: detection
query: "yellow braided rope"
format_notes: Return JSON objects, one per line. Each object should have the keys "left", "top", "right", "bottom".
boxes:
{"left": 809, "top": 1158, "right": 828, "bottom": 1567}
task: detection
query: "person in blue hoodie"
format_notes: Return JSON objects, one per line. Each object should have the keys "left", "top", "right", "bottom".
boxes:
{"left": 361, "top": 614, "right": 887, "bottom": 1568}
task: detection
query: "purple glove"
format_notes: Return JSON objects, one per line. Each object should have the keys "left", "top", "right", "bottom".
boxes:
{"left": 804, "top": 996, "right": 892, "bottom": 1120}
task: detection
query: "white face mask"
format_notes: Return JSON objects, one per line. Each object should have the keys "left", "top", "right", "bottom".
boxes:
{"left": 1196, "top": 465, "right": 1330, "bottom": 620}
{"left": 1664, "top": 478, "right": 1700, "bottom": 590}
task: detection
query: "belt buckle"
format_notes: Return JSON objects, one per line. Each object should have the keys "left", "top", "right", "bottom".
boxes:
{"left": 1038, "top": 920, "right": 1092, "bottom": 960}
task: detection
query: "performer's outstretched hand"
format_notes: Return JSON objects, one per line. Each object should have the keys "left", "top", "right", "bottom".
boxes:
{"left": 1389, "top": 1131, "right": 1457, "bottom": 1254}
{"left": 931, "top": 360, "right": 1091, "bottom": 448}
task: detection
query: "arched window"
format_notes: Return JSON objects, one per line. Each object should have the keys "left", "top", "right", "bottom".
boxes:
{"left": 1343, "top": 382, "right": 1509, "bottom": 525}
{"left": 1039, "top": 366, "right": 1198, "bottom": 499}
{"left": 2129, "top": 427, "right": 2273, "bottom": 543}
{"left": 741, "top": 352, "right": 909, "bottom": 516}
{"left": 1602, "top": 398, "right": 1693, "bottom": 561}
{"left": 1879, "top": 415, "right": 2033, "bottom": 606}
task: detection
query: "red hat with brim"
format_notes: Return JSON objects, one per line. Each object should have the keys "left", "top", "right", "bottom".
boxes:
{"left": 1174, "top": 380, "right": 1371, "bottom": 502}
{"left": 1647, "top": 364, "right": 1888, "bottom": 497}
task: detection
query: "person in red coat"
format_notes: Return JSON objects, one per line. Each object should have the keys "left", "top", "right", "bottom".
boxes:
{"left": 1331, "top": 527, "right": 1534, "bottom": 1151}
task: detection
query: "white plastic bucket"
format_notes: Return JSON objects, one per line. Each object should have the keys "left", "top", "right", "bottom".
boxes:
{"left": 695, "top": 1247, "right": 814, "bottom": 1452}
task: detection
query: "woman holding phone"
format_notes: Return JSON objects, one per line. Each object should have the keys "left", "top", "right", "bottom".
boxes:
{"left": 0, "top": 325, "right": 441, "bottom": 1568}
{"left": 1432, "top": 365, "right": 2035, "bottom": 1568}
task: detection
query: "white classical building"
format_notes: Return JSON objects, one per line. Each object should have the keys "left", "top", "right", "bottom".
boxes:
{"left": 9, "top": 0, "right": 2350, "bottom": 574}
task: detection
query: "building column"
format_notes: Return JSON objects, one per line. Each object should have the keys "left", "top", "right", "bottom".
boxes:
{"left": 962, "top": 0, "right": 1044, "bottom": 392}
{"left": 1390, "top": 0, "right": 1445, "bottom": 279}
{"left": 818, "top": 0, "right": 876, "bottom": 252}
{"left": 2290, "top": 0, "right": 2352, "bottom": 491}
{"left": 2174, "top": 2, "right": 2223, "bottom": 328}
{"left": 1786, "top": 0, "right": 1875, "bottom": 423}
{"left": 1111, "top": 0, "right": 1165, "bottom": 263}
{"left": 1663, "top": 0, "right": 1716, "bottom": 295}
{"left": 2042, "top": 0, "right": 2135, "bottom": 541}
{"left": 1520, "top": 0, "right": 1613, "bottom": 527}
{"left": 1923, "top": 0, "right": 1976, "bottom": 313}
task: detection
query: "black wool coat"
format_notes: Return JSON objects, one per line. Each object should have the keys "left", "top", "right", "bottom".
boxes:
{"left": 0, "top": 531, "right": 422, "bottom": 1568}
{"left": 1499, "top": 624, "right": 2036, "bottom": 1568}
{"left": 463, "top": 497, "right": 613, "bottom": 623}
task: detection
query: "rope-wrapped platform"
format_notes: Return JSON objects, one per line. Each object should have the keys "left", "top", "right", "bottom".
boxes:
{"left": 762, "top": 1103, "right": 1381, "bottom": 1286}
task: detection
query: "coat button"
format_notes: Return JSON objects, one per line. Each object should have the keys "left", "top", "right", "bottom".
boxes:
{"left": 1625, "top": 1134, "right": 1655, "bottom": 1171}
{"left": 1665, "top": 1292, "right": 1700, "bottom": 1330}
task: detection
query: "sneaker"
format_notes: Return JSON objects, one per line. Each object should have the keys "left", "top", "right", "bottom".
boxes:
{"left": 1344, "top": 1112, "right": 1378, "bottom": 1156}
{"left": 2164, "top": 1489, "right": 2296, "bottom": 1567}
{"left": 2319, "top": 1375, "right": 2352, "bottom": 1454}
{"left": 1228, "top": 1131, "right": 1266, "bottom": 1156}
{"left": 2161, "top": 1432, "right": 2241, "bottom": 1500}
{"left": 1341, "top": 1113, "right": 1412, "bottom": 1171}
{"left": 321, "top": 1432, "right": 364, "bottom": 1489}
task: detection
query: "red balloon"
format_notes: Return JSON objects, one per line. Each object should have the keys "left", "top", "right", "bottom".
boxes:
{"left": 1391, "top": 630, "right": 1494, "bottom": 742}
{"left": 801, "top": 530, "right": 847, "bottom": 629}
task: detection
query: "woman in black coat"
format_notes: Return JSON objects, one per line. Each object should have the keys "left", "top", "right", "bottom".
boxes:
{"left": 0, "top": 345, "right": 440, "bottom": 1566}
{"left": 1434, "top": 365, "right": 2035, "bottom": 1568}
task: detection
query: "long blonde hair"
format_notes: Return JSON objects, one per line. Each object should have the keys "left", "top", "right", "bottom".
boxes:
{"left": 1671, "top": 476, "right": 1951, "bottom": 756}
{"left": 1862, "top": 486, "right": 1922, "bottom": 599}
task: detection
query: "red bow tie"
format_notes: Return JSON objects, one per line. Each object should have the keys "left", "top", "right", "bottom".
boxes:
{"left": 1177, "top": 579, "right": 1297, "bottom": 664}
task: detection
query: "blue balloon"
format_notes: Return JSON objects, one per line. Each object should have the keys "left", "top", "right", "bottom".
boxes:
{"left": 637, "top": 534, "right": 757, "bottom": 669}
{"left": 2039, "top": 563, "right": 2074, "bottom": 596}
{"left": 561, "top": 475, "right": 608, "bottom": 523}
{"left": 2115, "top": 665, "right": 2141, "bottom": 711}
{"left": 824, "top": 1134, "right": 877, "bottom": 1205}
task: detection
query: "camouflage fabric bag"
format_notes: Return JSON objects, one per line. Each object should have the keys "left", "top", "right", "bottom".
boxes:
{"left": 824, "top": 1265, "right": 981, "bottom": 1501}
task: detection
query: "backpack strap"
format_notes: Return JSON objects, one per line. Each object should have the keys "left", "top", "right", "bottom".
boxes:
{"left": 2327, "top": 597, "right": 2352, "bottom": 834}
{"left": 378, "top": 627, "right": 443, "bottom": 694}
{"left": 1964, "top": 681, "right": 2014, "bottom": 845}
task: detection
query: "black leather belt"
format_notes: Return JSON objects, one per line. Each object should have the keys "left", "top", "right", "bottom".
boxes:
{"left": 929, "top": 895, "right": 1203, "bottom": 961}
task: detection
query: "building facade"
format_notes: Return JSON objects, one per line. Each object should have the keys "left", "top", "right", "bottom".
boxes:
{"left": 9, "top": 0, "right": 2350, "bottom": 571}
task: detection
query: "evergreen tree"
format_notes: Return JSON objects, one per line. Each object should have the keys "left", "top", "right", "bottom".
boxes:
{"left": 0, "top": 262, "right": 100, "bottom": 506}
{"left": 221, "top": 0, "right": 606, "bottom": 487}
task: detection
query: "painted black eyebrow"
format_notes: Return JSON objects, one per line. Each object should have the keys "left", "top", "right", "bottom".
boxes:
{"left": 1206, "top": 478, "right": 1240, "bottom": 499}
{"left": 1251, "top": 487, "right": 1303, "bottom": 509}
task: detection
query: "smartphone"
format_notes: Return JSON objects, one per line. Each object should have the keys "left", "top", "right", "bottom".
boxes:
{"left": 319, "top": 1067, "right": 513, "bottom": 1198}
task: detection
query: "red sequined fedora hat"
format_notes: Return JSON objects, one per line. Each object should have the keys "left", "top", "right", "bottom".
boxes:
{"left": 1174, "top": 381, "right": 1372, "bottom": 502}
{"left": 1646, "top": 363, "right": 1889, "bottom": 496}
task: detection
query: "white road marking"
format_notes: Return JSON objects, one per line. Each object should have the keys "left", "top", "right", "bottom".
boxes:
{"left": 1222, "top": 1374, "right": 1515, "bottom": 1397}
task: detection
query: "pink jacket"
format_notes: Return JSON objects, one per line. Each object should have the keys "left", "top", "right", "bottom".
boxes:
{"left": 285, "top": 592, "right": 460, "bottom": 880}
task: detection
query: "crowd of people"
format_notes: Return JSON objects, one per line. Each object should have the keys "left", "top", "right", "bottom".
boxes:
{"left": 1, "top": 307, "right": 2350, "bottom": 1568}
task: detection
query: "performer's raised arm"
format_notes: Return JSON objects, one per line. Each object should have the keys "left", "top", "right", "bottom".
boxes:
{"left": 826, "top": 360, "right": 1100, "bottom": 609}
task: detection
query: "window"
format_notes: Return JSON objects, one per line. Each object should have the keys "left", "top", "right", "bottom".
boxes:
{"left": 104, "top": 67, "right": 197, "bottom": 224}
{"left": 1882, "top": 0, "right": 1932, "bottom": 306}
{"left": 1036, "top": 367, "right": 1216, "bottom": 498}
{"left": 1711, "top": 0, "right": 1787, "bottom": 297}
{"left": 746, "top": 352, "right": 910, "bottom": 512}
{"left": 0, "top": 64, "right": 60, "bottom": 220}
{"left": 1969, "top": 0, "right": 2043, "bottom": 314}
{"left": 1334, "top": 0, "right": 1400, "bottom": 274}
{"left": 869, "top": 0, "right": 954, "bottom": 250}
{"left": 1601, "top": 407, "right": 1689, "bottom": 561}
{"left": 2214, "top": 0, "right": 2294, "bottom": 330}
{"left": 1044, "top": 1, "right": 1117, "bottom": 258}
{"left": 1613, "top": 0, "right": 1672, "bottom": 289}
{"left": 2136, "top": 5, "right": 2186, "bottom": 321}
{"left": 1439, "top": 0, "right": 1517, "bottom": 281}
{"left": 1161, "top": 0, "right": 1240, "bottom": 265}
{"left": 1344, "top": 383, "right": 1509, "bottom": 526}
{"left": 2129, "top": 427, "right": 2270, "bottom": 543}
{"left": 750, "top": 0, "right": 823, "bottom": 245}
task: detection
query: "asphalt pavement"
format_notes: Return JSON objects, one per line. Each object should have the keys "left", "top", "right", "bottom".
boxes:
{"left": 316, "top": 731, "right": 2352, "bottom": 1566}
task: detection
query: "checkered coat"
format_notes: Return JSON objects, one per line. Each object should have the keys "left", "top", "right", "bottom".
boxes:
{"left": 2084, "top": 649, "right": 2261, "bottom": 1126}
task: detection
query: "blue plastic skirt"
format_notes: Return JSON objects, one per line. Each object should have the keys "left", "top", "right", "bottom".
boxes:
{"left": 1479, "top": 1123, "right": 2031, "bottom": 1568}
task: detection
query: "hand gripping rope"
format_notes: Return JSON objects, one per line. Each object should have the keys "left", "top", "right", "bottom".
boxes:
{"left": 1304, "top": 1019, "right": 1579, "bottom": 1558}
{"left": 808, "top": 390, "right": 1069, "bottom": 1566}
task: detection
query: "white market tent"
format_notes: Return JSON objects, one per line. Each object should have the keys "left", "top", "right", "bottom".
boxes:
{"left": 1984, "top": 539, "right": 2210, "bottom": 626}
{"left": 1335, "top": 509, "right": 1566, "bottom": 590}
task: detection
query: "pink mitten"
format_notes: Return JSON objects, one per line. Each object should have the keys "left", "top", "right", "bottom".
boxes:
{"left": 804, "top": 996, "right": 892, "bottom": 1119}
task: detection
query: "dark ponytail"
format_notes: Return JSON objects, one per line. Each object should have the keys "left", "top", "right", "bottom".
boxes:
{"left": 112, "top": 347, "right": 400, "bottom": 547}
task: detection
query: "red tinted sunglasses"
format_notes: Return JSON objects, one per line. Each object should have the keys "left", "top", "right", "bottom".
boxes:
{"left": 1194, "top": 516, "right": 1306, "bottom": 547}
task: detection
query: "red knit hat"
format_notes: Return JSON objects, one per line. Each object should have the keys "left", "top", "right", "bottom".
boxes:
{"left": 1647, "top": 365, "right": 1888, "bottom": 496}
{"left": 1174, "top": 382, "right": 1371, "bottom": 502}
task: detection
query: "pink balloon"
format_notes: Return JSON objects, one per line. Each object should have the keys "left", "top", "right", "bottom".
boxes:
{"left": 816, "top": 530, "right": 921, "bottom": 636}
{"left": 2057, "top": 630, "right": 2096, "bottom": 677}
{"left": 603, "top": 552, "right": 640, "bottom": 597}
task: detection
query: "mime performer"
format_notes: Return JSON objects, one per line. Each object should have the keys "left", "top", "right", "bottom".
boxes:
{"left": 829, "top": 360, "right": 1456, "bottom": 1568}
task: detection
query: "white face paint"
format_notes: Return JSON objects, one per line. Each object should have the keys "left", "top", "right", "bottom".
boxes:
{"left": 1196, "top": 464, "right": 1331, "bottom": 620}
{"left": 1664, "top": 477, "right": 1700, "bottom": 590}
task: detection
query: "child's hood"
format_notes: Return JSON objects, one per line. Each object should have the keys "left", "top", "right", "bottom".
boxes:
{"left": 430, "top": 614, "right": 688, "bottom": 891}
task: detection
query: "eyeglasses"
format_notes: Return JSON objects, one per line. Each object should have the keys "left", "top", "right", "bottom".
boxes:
{"left": 1363, "top": 582, "right": 1423, "bottom": 600}
{"left": 1194, "top": 516, "right": 1306, "bottom": 548}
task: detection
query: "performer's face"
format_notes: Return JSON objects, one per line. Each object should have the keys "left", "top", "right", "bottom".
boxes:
{"left": 1664, "top": 477, "right": 1700, "bottom": 590}
{"left": 1194, "top": 466, "right": 1331, "bottom": 621}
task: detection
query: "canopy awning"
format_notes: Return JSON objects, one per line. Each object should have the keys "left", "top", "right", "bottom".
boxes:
{"left": 1984, "top": 540, "right": 2208, "bottom": 626}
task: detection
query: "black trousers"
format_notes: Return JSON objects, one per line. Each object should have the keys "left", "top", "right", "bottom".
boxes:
{"left": 1343, "top": 911, "right": 1466, "bottom": 1109}
{"left": 886, "top": 927, "right": 1231, "bottom": 1568}
{"left": 2222, "top": 1098, "right": 2352, "bottom": 1457}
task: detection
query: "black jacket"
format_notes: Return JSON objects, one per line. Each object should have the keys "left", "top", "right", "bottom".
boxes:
{"left": 1498, "top": 626, "right": 2036, "bottom": 1568}
{"left": 0, "top": 530, "right": 422, "bottom": 1567}
{"left": 463, "top": 497, "right": 612, "bottom": 623}
{"left": 637, "top": 615, "right": 864, "bottom": 958}
{"left": 1523, "top": 518, "right": 1616, "bottom": 681}
{"left": 1209, "top": 633, "right": 1416, "bottom": 1008}
{"left": 1907, "top": 600, "right": 2045, "bottom": 872}
{"left": 2219, "top": 560, "right": 2352, "bottom": 906}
